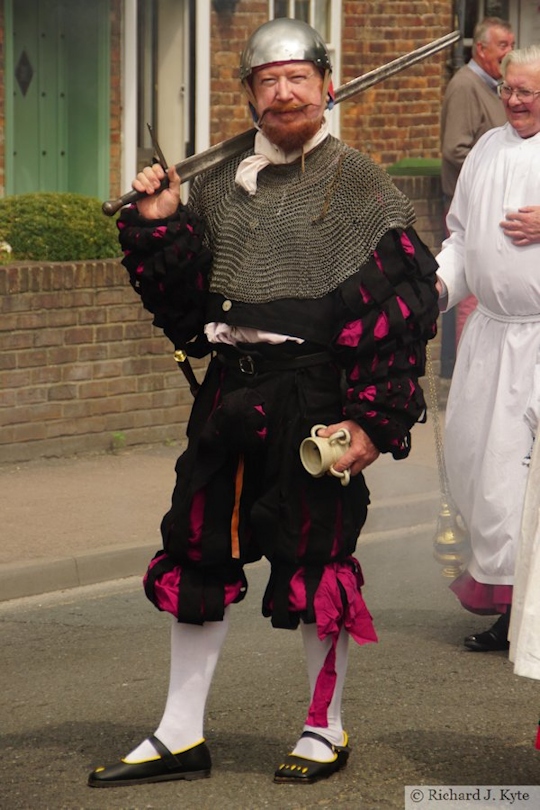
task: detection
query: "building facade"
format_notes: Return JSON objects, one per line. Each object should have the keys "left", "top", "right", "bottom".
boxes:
{"left": 1, "top": 0, "right": 539, "bottom": 462}
{"left": 2, "top": 0, "right": 539, "bottom": 204}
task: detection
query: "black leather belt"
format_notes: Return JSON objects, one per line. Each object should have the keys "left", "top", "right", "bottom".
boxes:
{"left": 215, "top": 348, "right": 331, "bottom": 376}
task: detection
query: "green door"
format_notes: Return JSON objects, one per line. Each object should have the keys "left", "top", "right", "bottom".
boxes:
{"left": 8, "top": 0, "right": 109, "bottom": 197}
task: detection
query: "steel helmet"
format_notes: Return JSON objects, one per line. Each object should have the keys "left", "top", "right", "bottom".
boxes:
{"left": 239, "top": 18, "right": 332, "bottom": 82}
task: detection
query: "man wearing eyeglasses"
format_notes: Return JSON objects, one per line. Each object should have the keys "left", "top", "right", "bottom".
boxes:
{"left": 497, "top": 79, "right": 540, "bottom": 246}
{"left": 436, "top": 45, "right": 540, "bottom": 654}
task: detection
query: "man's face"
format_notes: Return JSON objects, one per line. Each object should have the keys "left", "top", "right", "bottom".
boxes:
{"left": 502, "top": 62, "right": 540, "bottom": 138}
{"left": 251, "top": 61, "right": 326, "bottom": 152}
{"left": 475, "top": 25, "right": 515, "bottom": 79}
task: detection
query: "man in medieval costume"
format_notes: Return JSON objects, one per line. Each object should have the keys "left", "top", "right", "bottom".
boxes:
{"left": 436, "top": 44, "right": 540, "bottom": 653}
{"left": 88, "top": 18, "right": 439, "bottom": 787}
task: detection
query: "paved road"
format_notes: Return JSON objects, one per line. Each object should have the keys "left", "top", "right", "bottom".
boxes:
{"left": 1, "top": 529, "right": 537, "bottom": 810}
{"left": 0, "top": 417, "right": 441, "bottom": 602}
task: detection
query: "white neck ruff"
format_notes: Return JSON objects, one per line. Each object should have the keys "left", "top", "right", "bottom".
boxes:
{"left": 235, "top": 120, "right": 329, "bottom": 195}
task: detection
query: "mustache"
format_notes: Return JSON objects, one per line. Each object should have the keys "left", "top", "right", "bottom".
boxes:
{"left": 258, "top": 103, "right": 311, "bottom": 125}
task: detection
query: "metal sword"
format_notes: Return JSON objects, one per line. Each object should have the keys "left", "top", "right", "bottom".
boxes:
{"left": 102, "top": 30, "right": 459, "bottom": 216}
{"left": 107, "top": 29, "right": 460, "bottom": 397}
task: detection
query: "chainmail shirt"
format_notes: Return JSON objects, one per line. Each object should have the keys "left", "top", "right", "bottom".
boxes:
{"left": 189, "top": 135, "right": 415, "bottom": 303}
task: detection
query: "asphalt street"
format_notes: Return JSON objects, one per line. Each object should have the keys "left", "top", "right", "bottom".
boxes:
{"left": 1, "top": 529, "right": 538, "bottom": 810}
{"left": 0, "top": 420, "right": 441, "bottom": 603}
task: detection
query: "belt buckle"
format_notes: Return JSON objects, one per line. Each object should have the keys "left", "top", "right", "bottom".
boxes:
{"left": 238, "top": 354, "right": 256, "bottom": 375}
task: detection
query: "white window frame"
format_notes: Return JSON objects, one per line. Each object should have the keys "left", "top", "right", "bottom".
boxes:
{"left": 122, "top": 0, "right": 138, "bottom": 194}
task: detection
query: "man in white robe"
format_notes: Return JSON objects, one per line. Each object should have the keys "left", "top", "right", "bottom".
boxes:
{"left": 436, "top": 44, "right": 540, "bottom": 652}
{"left": 509, "top": 434, "right": 540, "bottom": 679}
{"left": 508, "top": 433, "right": 540, "bottom": 750}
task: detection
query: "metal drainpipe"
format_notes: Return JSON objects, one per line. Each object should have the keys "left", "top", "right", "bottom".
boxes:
{"left": 453, "top": 0, "right": 467, "bottom": 71}
{"left": 187, "top": 0, "right": 196, "bottom": 160}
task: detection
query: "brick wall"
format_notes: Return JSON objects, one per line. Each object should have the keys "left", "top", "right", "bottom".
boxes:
{"left": 340, "top": 1, "right": 453, "bottom": 165}
{"left": 0, "top": 260, "right": 205, "bottom": 463}
{"left": 209, "top": 2, "right": 268, "bottom": 143}
{"left": 209, "top": 2, "right": 455, "bottom": 164}
{"left": 0, "top": 174, "right": 444, "bottom": 464}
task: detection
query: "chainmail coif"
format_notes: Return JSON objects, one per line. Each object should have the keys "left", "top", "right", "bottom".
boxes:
{"left": 189, "top": 135, "right": 416, "bottom": 303}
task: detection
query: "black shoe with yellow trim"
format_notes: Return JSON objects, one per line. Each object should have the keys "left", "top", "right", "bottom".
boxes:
{"left": 88, "top": 735, "right": 211, "bottom": 788}
{"left": 273, "top": 731, "right": 350, "bottom": 784}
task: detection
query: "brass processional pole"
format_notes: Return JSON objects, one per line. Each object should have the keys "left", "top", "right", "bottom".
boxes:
{"left": 425, "top": 344, "right": 470, "bottom": 577}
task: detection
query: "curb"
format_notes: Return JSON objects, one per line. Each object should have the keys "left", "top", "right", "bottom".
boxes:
{"left": 0, "top": 491, "right": 440, "bottom": 603}
{"left": 0, "top": 543, "right": 156, "bottom": 603}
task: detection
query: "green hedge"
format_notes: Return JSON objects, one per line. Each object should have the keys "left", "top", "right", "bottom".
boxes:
{"left": 387, "top": 158, "right": 441, "bottom": 176}
{"left": 0, "top": 192, "right": 121, "bottom": 263}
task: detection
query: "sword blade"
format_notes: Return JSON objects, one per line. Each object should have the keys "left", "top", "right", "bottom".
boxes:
{"left": 334, "top": 30, "right": 460, "bottom": 104}
{"left": 102, "top": 30, "right": 459, "bottom": 216}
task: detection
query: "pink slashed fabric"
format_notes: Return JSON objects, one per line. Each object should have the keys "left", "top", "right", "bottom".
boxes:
{"left": 143, "top": 552, "right": 244, "bottom": 618}
{"left": 290, "top": 557, "right": 377, "bottom": 726}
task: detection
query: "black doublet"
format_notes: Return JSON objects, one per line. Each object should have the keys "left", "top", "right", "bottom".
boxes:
{"left": 118, "top": 141, "right": 439, "bottom": 627}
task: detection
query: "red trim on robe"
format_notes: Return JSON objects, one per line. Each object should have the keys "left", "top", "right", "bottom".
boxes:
{"left": 450, "top": 570, "right": 513, "bottom": 615}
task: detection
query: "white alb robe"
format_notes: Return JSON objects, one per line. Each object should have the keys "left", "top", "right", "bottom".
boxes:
{"left": 509, "top": 435, "right": 540, "bottom": 679}
{"left": 436, "top": 123, "right": 540, "bottom": 587}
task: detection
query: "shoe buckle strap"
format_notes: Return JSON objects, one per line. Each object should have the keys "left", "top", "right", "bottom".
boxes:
{"left": 299, "top": 730, "right": 336, "bottom": 752}
{"left": 148, "top": 734, "right": 185, "bottom": 771}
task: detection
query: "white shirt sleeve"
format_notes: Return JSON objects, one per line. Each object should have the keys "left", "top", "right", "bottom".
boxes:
{"left": 435, "top": 141, "right": 481, "bottom": 310}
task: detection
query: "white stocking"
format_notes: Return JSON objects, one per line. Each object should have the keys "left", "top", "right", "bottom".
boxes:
{"left": 292, "top": 621, "right": 349, "bottom": 762}
{"left": 125, "top": 609, "right": 230, "bottom": 762}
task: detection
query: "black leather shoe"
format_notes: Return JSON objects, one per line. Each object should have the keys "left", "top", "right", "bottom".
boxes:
{"left": 274, "top": 731, "right": 350, "bottom": 784}
{"left": 88, "top": 735, "right": 211, "bottom": 788}
{"left": 464, "top": 613, "right": 510, "bottom": 652}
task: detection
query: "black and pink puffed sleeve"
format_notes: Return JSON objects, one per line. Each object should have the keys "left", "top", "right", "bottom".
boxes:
{"left": 332, "top": 228, "right": 439, "bottom": 459}
{"left": 117, "top": 204, "right": 213, "bottom": 354}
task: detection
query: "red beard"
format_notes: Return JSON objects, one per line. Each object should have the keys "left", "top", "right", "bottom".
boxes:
{"left": 259, "top": 105, "right": 323, "bottom": 152}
